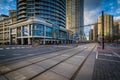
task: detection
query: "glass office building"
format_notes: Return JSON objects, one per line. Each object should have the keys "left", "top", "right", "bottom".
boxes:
{"left": 17, "top": 0, "right": 66, "bottom": 28}
{"left": 9, "top": 17, "right": 73, "bottom": 45}
{"left": 8, "top": 0, "right": 74, "bottom": 45}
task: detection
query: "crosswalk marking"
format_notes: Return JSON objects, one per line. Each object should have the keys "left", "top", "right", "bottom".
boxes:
{"left": 0, "top": 48, "right": 3, "bottom": 50}
{"left": 11, "top": 47, "right": 16, "bottom": 49}
{"left": 6, "top": 48, "right": 10, "bottom": 49}
{"left": 0, "top": 46, "right": 31, "bottom": 50}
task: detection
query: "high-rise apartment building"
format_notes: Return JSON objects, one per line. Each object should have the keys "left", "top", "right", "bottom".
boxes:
{"left": 3, "top": 0, "right": 73, "bottom": 45}
{"left": 0, "top": 10, "right": 16, "bottom": 45}
{"left": 0, "top": 0, "right": 75, "bottom": 45}
{"left": 89, "top": 29, "right": 93, "bottom": 41}
{"left": 114, "top": 22, "right": 120, "bottom": 36}
{"left": 98, "top": 14, "right": 114, "bottom": 39}
{"left": 66, "top": 0, "right": 84, "bottom": 40}
{"left": 93, "top": 22, "right": 98, "bottom": 41}
{"left": 17, "top": 0, "right": 66, "bottom": 28}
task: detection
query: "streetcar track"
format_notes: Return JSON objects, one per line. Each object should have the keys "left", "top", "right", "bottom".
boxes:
{"left": 70, "top": 45, "right": 96, "bottom": 80}
{"left": 0, "top": 44, "right": 95, "bottom": 80}
{"left": 0, "top": 47, "right": 70, "bottom": 65}
{"left": 0, "top": 45, "right": 87, "bottom": 75}
{"left": 29, "top": 45, "right": 96, "bottom": 80}
{"left": 28, "top": 47, "right": 88, "bottom": 80}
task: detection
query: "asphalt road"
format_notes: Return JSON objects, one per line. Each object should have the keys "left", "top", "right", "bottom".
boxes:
{"left": 0, "top": 43, "right": 96, "bottom": 80}
{"left": 0, "top": 45, "right": 74, "bottom": 63}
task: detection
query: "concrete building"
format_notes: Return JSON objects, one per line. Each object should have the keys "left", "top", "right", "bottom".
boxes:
{"left": 114, "top": 22, "right": 120, "bottom": 37}
{"left": 93, "top": 23, "right": 98, "bottom": 41}
{"left": 98, "top": 14, "right": 114, "bottom": 40}
{"left": 66, "top": 0, "right": 84, "bottom": 40}
{"left": 0, "top": 0, "right": 74, "bottom": 45}
{"left": 9, "top": 17, "right": 73, "bottom": 45}
{"left": 89, "top": 29, "right": 93, "bottom": 41}
{"left": 0, "top": 10, "right": 16, "bottom": 45}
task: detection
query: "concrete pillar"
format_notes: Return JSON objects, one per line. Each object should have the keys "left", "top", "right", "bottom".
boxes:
{"left": 21, "top": 38, "right": 24, "bottom": 45}
{"left": 16, "top": 39, "right": 18, "bottom": 45}
{"left": 28, "top": 38, "right": 31, "bottom": 45}
{"left": 43, "top": 26, "right": 46, "bottom": 45}
{"left": 9, "top": 29, "right": 12, "bottom": 45}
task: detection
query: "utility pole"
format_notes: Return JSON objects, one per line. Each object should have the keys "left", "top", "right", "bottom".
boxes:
{"left": 102, "top": 11, "right": 104, "bottom": 49}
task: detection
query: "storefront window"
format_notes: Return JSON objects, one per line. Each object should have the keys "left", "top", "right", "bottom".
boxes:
{"left": 17, "top": 27, "right": 21, "bottom": 37}
{"left": 23, "top": 25, "right": 29, "bottom": 36}
{"left": 33, "top": 24, "right": 44, "bottom": 36}
{"left": 59, "top": 30, "right": 67, "bottom": 39}
{"left": 46, "top": 26, "right": 53, "bottom": 37}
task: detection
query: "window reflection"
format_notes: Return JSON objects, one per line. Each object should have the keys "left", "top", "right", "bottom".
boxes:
{"left": 33, "top": 24, "right": 44, "bottom": 36}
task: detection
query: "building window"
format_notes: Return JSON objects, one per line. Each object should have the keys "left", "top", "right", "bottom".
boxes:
{"left": 46, "top": 26, "right": 53, "bottom": 37}
{"left": 59, "top": 30, "right": 67, "bottom": 39}
{"left": 33, "top": 24, "right": 44, "bottom": 36}
{"left": 23, "top": 25, "right": 29, "bottom": 36}
{"left": 17, "top": 27, "right": 21, "bottom": 37}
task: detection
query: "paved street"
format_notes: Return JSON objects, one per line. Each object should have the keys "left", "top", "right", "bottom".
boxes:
{"left": 0, "top": 43, "right": 120, "bottom": 80}
{"left": 0, "top": 43, "right": 96, "bottom": 80}
{"left": 0, "top": 45, "right": 75, "bottom": 63}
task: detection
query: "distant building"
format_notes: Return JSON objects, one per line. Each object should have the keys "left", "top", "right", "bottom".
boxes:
{"left": 114, "top": 22, "right": 120, "bottom": 37}
{"left": 66, "top": 0, "right": 84, "bottom": 40}
{"left": 0, "top": 11, "right": 17, "bottom": 45}
{"left": 93, "top": 23, "right": 98, "bottom": 41}
{"left": 98, "top": 14, "right": 114, "bottom": 40}
{"left": 89, "top": 29, "right": 93, "bottom": 41}
{"left": 0, "top": 14, "right": 9, "bottom": 21}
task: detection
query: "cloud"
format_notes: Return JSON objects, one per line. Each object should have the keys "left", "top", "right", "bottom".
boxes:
{"left": 84, "top": 8, "right": 100, "bottom": 25}
{"left": 118, "top": 0, "right": 120, "bottom": 4}
{"left": 114, "top": 16, "right": 120, "bottom": 21}
{"left": 84, "top": 0, "right": 101, "bottom": 11}
{"left": 5, "top": 5, "right": 11, "bottom": 10}
{"left": 8, "top": 0, "right": 13, "bottom": 2}
{"left": 116, "top": 8, "right": 120, "bottom": 14}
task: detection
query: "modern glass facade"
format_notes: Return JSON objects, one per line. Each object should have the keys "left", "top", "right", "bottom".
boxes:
{"left": 66, "top": 0, "right": 84, "bottom": 40}
{"left": 9, "top": 18, "right": 73, "bottom": 45}
{"left": 17, "top": 0, "right": 66, "bottom": 28}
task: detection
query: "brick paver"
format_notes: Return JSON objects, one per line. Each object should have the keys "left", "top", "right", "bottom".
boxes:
{"left": 93, "top": 44, "right": 120, "bottom": 80}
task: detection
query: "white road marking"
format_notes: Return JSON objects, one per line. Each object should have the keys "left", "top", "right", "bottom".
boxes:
{"left": 97, "top": 58, "right": 120, "bottom": 63}
{"left": 6, "top": 47, "right": 10, "bottom": 49}
{"left": 11, "top": 47, "right": 16, "bottom": 49}
{"left": 99, "top": 54, "right": 113, "bottom": 57}
{"left": 96, "top": 51, "right": 98, "bottom": 59}
{"left": 0, "top": 48, "right": 3, "bottom": 50}
{"left": 21, "top": 47, "right": 25, "bottom": 48}
{"left": 108, "top": 48, "right": 120, "bottom": 58}
{"left": 113, "top": 52, "right": 120, "bottom": 58}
